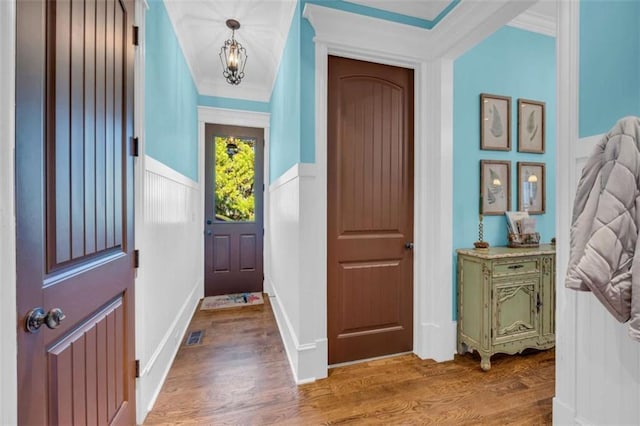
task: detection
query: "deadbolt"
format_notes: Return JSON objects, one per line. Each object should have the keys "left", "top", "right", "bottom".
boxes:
{"left": 25, "top": 307, "right": 66, "bottom": 333}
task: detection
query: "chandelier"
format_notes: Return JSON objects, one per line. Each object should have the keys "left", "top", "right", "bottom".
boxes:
{"left": 219, "top": 19, "right": 247, "bottom": 85}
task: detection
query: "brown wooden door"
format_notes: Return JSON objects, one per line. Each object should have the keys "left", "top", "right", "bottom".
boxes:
{"left": 16, "top": 0, "right": 136, "bottom": 424}
{"left": 328, "top": 56, "right": 414, "bottom": 365}
{"left": 204, "top": 124, "right": 264, "bottom": 296}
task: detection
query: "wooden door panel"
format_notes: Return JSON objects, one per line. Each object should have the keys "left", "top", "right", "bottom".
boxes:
{"left": 339, "top": 261, "right": 402, "bottom": 332}
{"left": 204, "top": 124, "right": 264, "bottom": 296}
{"left": 240, "top": 234, "right": 257, "bottom": 271}
{"left": 338, "top": 79, "right": 404, "bottom": 234}
{"left": 328, "top": 56, "right": 414, "bottom": 364}
{"left": 47, "top": 0, "right": 127, "bottom": 270}
{"left": 16, "top": 0, "right": 135, "bottom": 423}
{"left": 214, "top": 235, "right": 231, "bottom": 272}
{"left": 48, "top": 299, "right": 126, "bottom": 425}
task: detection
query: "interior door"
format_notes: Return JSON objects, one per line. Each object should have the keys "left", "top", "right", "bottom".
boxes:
{"left": 204, "top": 124, "right": 264, "bottom": 296}
{"left": 328, "top": 55, "right": 414, "bottom": 364}
{"left": 16, "top": 0, "right": 136, "bottom": 424}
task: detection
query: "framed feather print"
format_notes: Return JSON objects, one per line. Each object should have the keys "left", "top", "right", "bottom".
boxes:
{"left": 480, "top": 93, "right": 511, "bottom": 151}
{"left": 517, "top": 99, "right": 545, "bottom": 153}
{"left": 480, "top": 160, "right": 511, "bottom": 215}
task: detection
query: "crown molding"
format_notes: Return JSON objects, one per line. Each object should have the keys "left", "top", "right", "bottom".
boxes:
{"left": 508, "top": 10, "right": 556, "bottom": 37}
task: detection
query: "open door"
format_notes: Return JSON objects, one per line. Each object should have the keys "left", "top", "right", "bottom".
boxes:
{"left": 15, "top": 0, "right": 136, "bottom": 423}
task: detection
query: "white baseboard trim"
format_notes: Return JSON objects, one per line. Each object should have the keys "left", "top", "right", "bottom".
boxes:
{"left": 136, "top": 278, "right": 203, "bottom": 423}
{"left": 553, "top": 397, "right": 577, "bottom": 425}
{"left": 268, "top": 282, "right": 327, "bottom": 384}
{"left": 416, "top": 321, "right": 457, "bottom": 362}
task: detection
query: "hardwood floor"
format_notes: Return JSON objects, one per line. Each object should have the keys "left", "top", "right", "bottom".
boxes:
{"left": 145, "top": 296, "right": 554, "bottom": 425}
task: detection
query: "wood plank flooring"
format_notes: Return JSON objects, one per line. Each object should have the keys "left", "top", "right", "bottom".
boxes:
{"left": 145, "top": 296, "right": 554, "bottom": 425}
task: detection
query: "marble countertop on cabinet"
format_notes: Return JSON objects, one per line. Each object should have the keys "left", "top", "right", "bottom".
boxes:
{"left": 456, "top": 244, "right": 555, "bottom": 259}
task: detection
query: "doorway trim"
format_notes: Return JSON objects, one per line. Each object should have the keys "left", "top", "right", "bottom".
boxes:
{"left": 305, "top": 4, "right": 456, "bottom": 369}
{"left": 197, "top": 107, "right": 271, "bottom": 293}
{"left": 303, "top": 1, "right": 537, "bottom": 379}
{"left": 553, "top": 1, "right": 580, "bottom": 423}
{"left": 0, "top": 0, "right": 17, "bottom": 423}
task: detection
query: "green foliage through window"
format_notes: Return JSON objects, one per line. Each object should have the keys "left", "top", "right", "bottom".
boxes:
{"left": 215, "top": 136, "right": 255, "bottom": 221}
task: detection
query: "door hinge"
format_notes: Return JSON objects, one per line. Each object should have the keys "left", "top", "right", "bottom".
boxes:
{"left": 133, "top": 26, "right": 139, "bottom": 46}
{"left": 135, "top": 359, "right": 141, "bottom": 378}
{"left": 131, "top": 137, "right": 139, "bottom": 157}
{"left": 262, "top": 183, "right": 265, "bottom": 192}
{"left": 134, "top": 249, "right": 140, "bottom": 268}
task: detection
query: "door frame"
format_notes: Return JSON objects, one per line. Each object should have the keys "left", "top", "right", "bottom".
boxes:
{"left": 306, "top": 5, "right": 456, "bottom": 369}
{"left": 303, "top": 2, "right": 541, "bottom": 378}
{"left": 197, "top": 107, "right": 271, "bottom": 294}
{"left": 0, "top": 0, "right": 17, "bottom": 424}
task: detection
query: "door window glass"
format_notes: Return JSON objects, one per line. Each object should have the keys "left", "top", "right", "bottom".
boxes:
{"left": 214, "top": 136, "right": 256, "bottom": 222}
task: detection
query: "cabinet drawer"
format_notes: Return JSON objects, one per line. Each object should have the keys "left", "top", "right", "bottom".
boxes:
{"left": 492, "top": 258, "right": 539, "bottom": 277}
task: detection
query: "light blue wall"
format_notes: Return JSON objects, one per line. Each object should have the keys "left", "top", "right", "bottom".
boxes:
{"left": 145, "top": 0, "right": 199, "bottom": 181}
{"left": 198, "top": 95, "right": 270, "bottom": 113}
{"left": 270, "top": 2, "right": 302, "bottom": 182}
{"left": 579, "top": 0, "right": 640, "bottom": 137}
{"left": 453, "top": 26, "right": 556, "bottom": 317}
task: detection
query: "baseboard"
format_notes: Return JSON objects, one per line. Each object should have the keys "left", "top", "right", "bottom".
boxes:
{"left": 553, "top": 397, "right": 577, "bottom": 425}
{"left": 268, "top": 281, "right": 328, "bottom": 384}
{"left": 136, "top": 278, "right": 203, "bottom": 424}
{"left": 416, "top": 321, "right": 457, "bottom": 362}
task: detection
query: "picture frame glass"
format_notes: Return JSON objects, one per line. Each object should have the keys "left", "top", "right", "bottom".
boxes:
{"left": 518, "top": 101, "right": 544, "bottom": 153}
{"left": 481, "top": 96, "right": 510, "bottom": 150}
{"left": 519, "top": 163, "right": 544, "bottom": 213}
{"left": 481, "top": 161, "right": 510, "bottom": 215}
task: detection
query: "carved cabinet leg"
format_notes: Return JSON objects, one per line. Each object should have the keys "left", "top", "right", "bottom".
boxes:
{"left": 457, "top": 341, "right": 468, "bottom": 354}
{"left": 480, "top": 355, "right": 491, "bottom": 371}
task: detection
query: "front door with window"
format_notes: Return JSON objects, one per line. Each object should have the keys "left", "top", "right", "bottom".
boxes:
{"left": 204, "top": 124, "right": 264, "bottom": 296}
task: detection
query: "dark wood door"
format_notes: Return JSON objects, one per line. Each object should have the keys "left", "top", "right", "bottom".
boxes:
{"left": 328, "top": 56, "right": 414, "bottom": 364}
{"left": 16, "top": 0, "right": 136, "bottom": 424}
{"left": 204, "top": 124, "right": 264, "bottom": 296}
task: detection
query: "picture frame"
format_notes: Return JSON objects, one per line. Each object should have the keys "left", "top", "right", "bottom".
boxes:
{"left": 480, "top": 93, "right": 511, "bottom": 151}
{"left": 480, "top": 160, "right": 511, "bottom": 215}
{"left": 517, "top": 99, "right": 545, "bottom": 153}
{"left": 517, "top": 162, "right": 545, "bottom": 214}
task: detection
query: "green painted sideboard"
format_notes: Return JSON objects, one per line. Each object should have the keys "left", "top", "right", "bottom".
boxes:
{"left": 456, "top": 245, "right": 555, "bottom": 371}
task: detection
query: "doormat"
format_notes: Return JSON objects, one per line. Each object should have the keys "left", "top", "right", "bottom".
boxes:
{"left": 200, "top": 292, "right": 264, "bottom": 311}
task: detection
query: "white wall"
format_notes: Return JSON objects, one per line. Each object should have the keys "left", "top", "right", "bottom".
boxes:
{"left": 555, "top": 2, "right": 640, "bottom": 422}
{"left": 134, "top": 157, "right": 203, "bottom": 424}
{"left": 267, "top": 163, "right": 328, "bottom": 384}
{"left": 0, "top": 0, "right": 17, "bottom": 424}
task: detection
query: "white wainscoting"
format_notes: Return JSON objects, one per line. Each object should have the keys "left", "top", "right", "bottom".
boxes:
{"left": 267, "top": 163, "right": 328, "bottom": 384}
{"left": 135, "top": 155, "right": 203, "bottom": 424}
{"left": 556, "top": 133, "right": 640, "bottom": 425}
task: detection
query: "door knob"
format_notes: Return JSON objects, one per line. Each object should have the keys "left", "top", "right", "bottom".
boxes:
{"left": 206, "top": 219, "right": 212, "bottom": 225}
{"left": 25, "top": 307, "right": 66, "bottom": 333}
{"left": 405, "top": 242, "right": 414, "bottom": 250}
{"left": 206, "top": 230, "right": 212, "bottom": 236}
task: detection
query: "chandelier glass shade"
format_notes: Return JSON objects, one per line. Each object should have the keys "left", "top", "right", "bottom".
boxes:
{"left": 219, "top": 19, "right": 247, "bottom": 85}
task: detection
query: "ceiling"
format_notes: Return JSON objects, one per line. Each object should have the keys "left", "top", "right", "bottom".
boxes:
{"left": 165, "top": 0, "right": 556, "bottom": 103}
